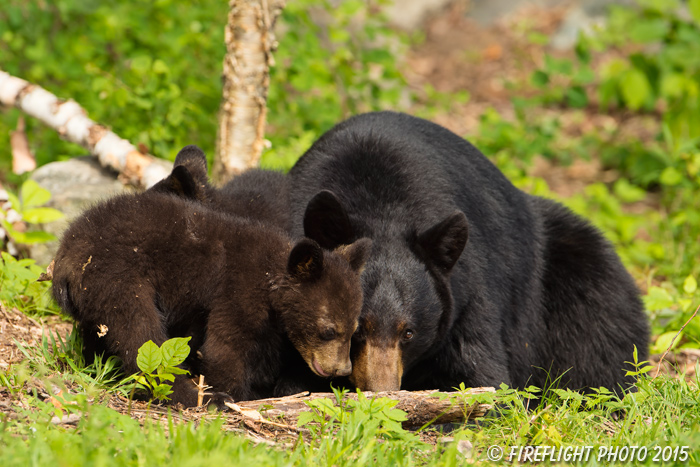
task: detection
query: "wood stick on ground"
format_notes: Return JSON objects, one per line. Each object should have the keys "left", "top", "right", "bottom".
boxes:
{"left": 233, "top": 387, "right": 495, "bottom": 429}
{"left": 0, "top": 69, "right": 170, "bottom": 188}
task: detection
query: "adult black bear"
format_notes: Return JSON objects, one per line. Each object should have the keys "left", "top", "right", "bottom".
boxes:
{"left": 52, "top": 163, "right": 371, "bottom": 407}
{"left": 288, "top": 111, "right": 649, "bottom": 396}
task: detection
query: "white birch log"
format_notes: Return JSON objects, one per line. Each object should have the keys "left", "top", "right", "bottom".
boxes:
{"left": 0, "top": 69, "right": 170, "bottom": 188}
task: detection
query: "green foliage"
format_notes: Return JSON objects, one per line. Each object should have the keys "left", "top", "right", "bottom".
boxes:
{"left": 0, "top": 252, "right": 54, "bottom": 313}
{"left": 2, "top": 179, "right": 63, "bottom": 247}
{"left": 489, "top": 0, "right": 700, "bottom": 349}
{"left": 0, "top": 0, "right": 226, "bottom": 167}
{"left": 0, "top": 0, "right": 409, "bottom": 173}
{"left": 132, "top": 337, "right": 191, "bottom": 402}
{"left": 295, "top": 387, "right": 429, "bottom": 465}
{"left": 263, "top": 0, "right": 410, "bottom": 170}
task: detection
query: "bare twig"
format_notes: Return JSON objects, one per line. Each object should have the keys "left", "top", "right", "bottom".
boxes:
{"left": 196, "top": 374, "right": 211, "bottom": 407}
{"left": 654, "top": 302, "right": 700, "bottom": 378}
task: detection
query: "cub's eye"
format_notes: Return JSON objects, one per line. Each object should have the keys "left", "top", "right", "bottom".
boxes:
{"left": 320, "top": 328, "right": 337, "bottom": 341}
{"left": 402, "top": 329, "right": 415, "bottom": 342}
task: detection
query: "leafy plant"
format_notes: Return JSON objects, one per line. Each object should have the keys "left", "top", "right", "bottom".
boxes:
{"left": 0, "top": 252, "right": 54, "bottom": 313}
{"left": 264, "top": 0, "right": 411, "bottom": 170}
{"left": 296, "top": 387, "right": 428, "bottom": 464}
{"left": 131, "top": 337, "right": 191, "bottom": 402}
{"left": 1, "top": 179, "right": 63, "bottom": 248}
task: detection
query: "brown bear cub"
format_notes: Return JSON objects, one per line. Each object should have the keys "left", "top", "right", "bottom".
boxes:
{"left": 52, "top": 159, "right": 371, "bottom": 407}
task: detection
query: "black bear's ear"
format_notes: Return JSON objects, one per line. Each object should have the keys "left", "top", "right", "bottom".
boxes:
{"left": 148, "top": 165, "right": 200, "bottom": 200}
{"left": 335, "top": 238, "right": 372, "bottom": 274}
{"left": 173, "top": 145, "right": 208, "bottom": 185}
{"left": 416, "top": 211, "right": 468, "bottom": 273}
{"left": 288, "top": 238, "right": 324, "bottom": 281}
{"left": 303, "top": 190, "right": 354, "bottom": 249}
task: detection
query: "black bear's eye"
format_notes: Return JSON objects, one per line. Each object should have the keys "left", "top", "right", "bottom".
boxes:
{"left": 402, "top": 329, "right": 415, "bottom": 342}
{"left": 320, "top": 328, "right": 337, "bottom": 341}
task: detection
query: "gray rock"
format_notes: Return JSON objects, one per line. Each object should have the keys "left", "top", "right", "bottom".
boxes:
{"left": 467, "top": 0, "right": 633, "bottom": 26}
{"left": 384, "top": 0, "right": 454, "bottom": 30}
{"left": 27, "top": 156, "right": 133, "bottom": 266}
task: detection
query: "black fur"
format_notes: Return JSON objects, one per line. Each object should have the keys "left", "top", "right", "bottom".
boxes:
{"left": 52, "top": 165, "right": 371, "bottom": 407}
{"left": 288, "top": 111, "right": 649, "bottom": 395}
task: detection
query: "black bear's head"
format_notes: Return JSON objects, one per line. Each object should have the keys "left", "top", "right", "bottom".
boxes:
{"left": 301, "top": 190, "right": 469, "bottom": 392}
{"left": 148, "top": 145, "right": 213, "bottom": 202}
{"left": 271, "top": 237, "right": 372, "bottom": 379}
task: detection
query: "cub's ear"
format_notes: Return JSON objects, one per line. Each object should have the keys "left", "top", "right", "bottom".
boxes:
{"left": 416, "top": 211, "right": 468, "bottom": 273}
{"left": 173, "top": 145, "right": 208, "bottom": 185}
{"left": 303, "top": 190, "right": 354, "bottom": 249}
{"left": 148, "top": 165, "right": 200, "bottom": 200}
{"left": 288, "top": 238, "right": 324, "bottom": 281}
{"left": 335, "top": 238, "right": 372, "bottom": 274}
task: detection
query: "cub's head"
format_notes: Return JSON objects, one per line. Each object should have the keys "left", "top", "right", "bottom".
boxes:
{"left": 272, "top": 237, "right": 372, "bottom": 379}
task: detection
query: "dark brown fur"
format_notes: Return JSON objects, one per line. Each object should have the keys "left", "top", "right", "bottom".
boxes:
{"left": 52, "top": 181, "right": 371, "bottom": 407}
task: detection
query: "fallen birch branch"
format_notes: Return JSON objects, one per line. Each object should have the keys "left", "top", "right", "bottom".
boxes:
{"left": 232, "top": 387, "right": 495, "bottom": 429}
{"left": 0, "top": 69, "right": 171, "bottom": 188}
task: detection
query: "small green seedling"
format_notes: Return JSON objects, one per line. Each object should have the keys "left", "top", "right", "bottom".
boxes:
{"left": 133, "top": 337, "right": 191, "bottom": 402}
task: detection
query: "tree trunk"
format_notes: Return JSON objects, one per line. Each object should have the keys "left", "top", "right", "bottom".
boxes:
{"left": 227, "top": 387, "right": 495, "bottom": 429}
{"left": 213, "top": 0, "right": 286, "bottom": 184}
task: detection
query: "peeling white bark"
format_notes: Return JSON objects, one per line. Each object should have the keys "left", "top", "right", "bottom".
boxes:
{"left": 0, "top": 69, "right": 170, "bottom": 188}
{"left": 213, "top": 0, "right": 286, "bottom": 184}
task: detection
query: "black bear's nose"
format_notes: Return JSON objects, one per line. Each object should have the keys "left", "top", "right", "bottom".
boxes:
{"left": 335, "top": 362, "right": 352, "bottom": 377}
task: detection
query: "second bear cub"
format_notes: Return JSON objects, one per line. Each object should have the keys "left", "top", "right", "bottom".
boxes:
{"left": 52, "top": 164, "right": 371, "bottom": 407}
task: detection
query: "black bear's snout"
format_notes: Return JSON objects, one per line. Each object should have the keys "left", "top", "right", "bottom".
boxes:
{"left": 334, "top": 362, "right": 352, "bottom": 377}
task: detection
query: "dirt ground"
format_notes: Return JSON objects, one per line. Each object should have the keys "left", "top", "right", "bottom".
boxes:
{"left": 0, "top": 0, "right": 694, "bottom": 438}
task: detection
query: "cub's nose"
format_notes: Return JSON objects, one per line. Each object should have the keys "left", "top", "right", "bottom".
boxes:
{"left": 334, "top": 361, "right": 352, "bottom": 377}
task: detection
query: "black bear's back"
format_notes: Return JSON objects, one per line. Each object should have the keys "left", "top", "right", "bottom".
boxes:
{"left": 522, "top": 195, "right": 648, "bottom": 392}
{"left": 219, "top": 169, "right": 291, "bottom": 230}
{"left": 290, "top": 111, "right": 541, "bottom": 322}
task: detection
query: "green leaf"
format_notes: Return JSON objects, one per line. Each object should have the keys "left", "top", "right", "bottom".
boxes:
{"left": 613, "top": 178, "right": 646, "bottom": 203}
{"left": 531, "top": 70, "right": 549, "bottom": 87}
{"left": 136, "top": 340, "right": 162, "bottom": 374}
{"left": 643, "top": 286, "right": 675, "bottom": 311}
{"left": 684, "top": 275, "right": 698, "bottom": 295}
{"left": 6, "top": 191, "right": 21, "bottom": 213}
{"left": 651, "top": 331, "right": 681, "bottom": 354}
{"left": 660, "top": 73, "right": 686, "bottom": 99}
{"left": 155, "top": 368, "right": 175, "bottom": 382}
{"left": 20, "top": 180, "right": 52, "bottom": 209}
{"left": 152, "top": 59, "right": 169, "bottom": 74}
{"left": 8, "top": 230, "right": 57, "bottom": 245}
{"left": 620, "top": 69, "right": 651, "bottom": 110}
{"left": 691, "top": 0, "right": 700, "bottom": 26}
{"left": 21, "top": 207, "right": 64, "bottom": 224}
{"left": 629, "top": 18, "right": 670, "bottom": 43}
{"left": 163, "top": 366, "right": 189, "bottom": 375}
{"left": 161, "top": 336, "right": 191, "bottom": 367}
{"left": 297, "top": 411, "right": 315, "bottom": 427}
{"left": 659, "top": 167, "right": 683, "bottom": 186}
{"left": 565, "top": 85, "right": 588, "bottom": 108}
{"left": 130, "top": 55, "right": 153, "bottom": 75}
